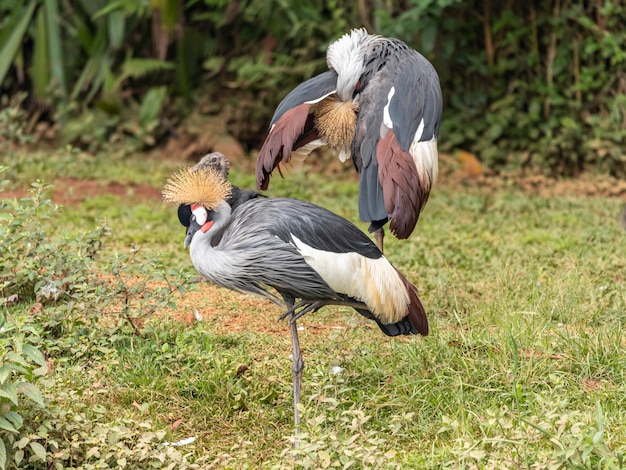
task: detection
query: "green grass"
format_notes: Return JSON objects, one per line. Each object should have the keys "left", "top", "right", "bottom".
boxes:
{"left": 2, "top": 149, "right": 626, "bottom": 468}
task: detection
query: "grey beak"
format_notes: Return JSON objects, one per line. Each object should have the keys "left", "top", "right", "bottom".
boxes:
{"left": 184, "top": 220, "right": 201, "bottom": 249}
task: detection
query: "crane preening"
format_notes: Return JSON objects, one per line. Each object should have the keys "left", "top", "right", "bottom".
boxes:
{"left": 256, "top": 28, "right": 442, "bottom": 253}
{"left": 162, "top": 166, "right": 429, "bottom": 435}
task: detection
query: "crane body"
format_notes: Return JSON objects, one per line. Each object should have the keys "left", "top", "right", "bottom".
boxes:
{"left": 162, "top": 167, "right": 428, "bottom": 434}
{"left": 256, "top": 28, "right": 442, "bottom": 251}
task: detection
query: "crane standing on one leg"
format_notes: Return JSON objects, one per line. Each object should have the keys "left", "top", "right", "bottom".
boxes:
{"left": 256, "top": 28, "right": 442, "bottom": 253}
{"left": 162, "top": 166, "right": 428, "bottom": 435}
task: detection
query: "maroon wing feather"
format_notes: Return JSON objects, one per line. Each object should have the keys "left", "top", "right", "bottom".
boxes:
{"left": 256, "top": 103, "right": 314, "bottom": 190}
{"left": 377, "top": 131, "right": 429, "bottom": 239}
{"left": 395, "top": 267, "right": 428, "bottom": 336}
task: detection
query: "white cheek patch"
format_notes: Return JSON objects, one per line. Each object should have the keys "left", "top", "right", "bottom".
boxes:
{"left": 191, "top": 206, "right": 208, "bottom": 226}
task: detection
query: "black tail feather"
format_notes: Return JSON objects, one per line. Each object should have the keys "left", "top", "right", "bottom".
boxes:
{"left": 355, "top": 308, "right": 418, "bottom": 337}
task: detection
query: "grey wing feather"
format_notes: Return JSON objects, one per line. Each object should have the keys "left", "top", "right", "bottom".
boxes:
{"left": 217, "top": 237, "right": 339, "bottom": 303}
{"left": 357, "top": 165, "right": 387, "bottom": 229}
{"left": 355, "top": 40, "right": 442, "bottom": 153}
{"left": 215, "top": 200, "right": 343, "bottom": 302}
{"left": 387, "top": 46, "right": 442, "bottom": 148}
{"left": 352, "top": 71, "right": 391, "bottom": 224}
{"left": 270, "top": 70, "right": 338, "bottom": 126}
{"left": 264, "top": 199, "right": 382, "bottom": 259}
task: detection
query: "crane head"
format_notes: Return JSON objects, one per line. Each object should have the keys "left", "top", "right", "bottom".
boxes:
{"left": 193, "top": 152, "right": 230, "bottom": 179}
{"left": 326, "top": 28, "right": 370, "bottom": 101}
{"left": 183, "top": 204, "right": 216, "bottom": 248}
{"left": 162, "top": 166, "right": 232, "bottom": 209}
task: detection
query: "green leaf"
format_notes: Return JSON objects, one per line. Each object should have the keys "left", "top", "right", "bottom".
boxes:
{"left": 139, "top": 86, "right": 167, "bottom": 126}
{"left": 29, "top": 441, "right": 46, "bottom": 461}
{"left": 0, "top": 0, "right": 37, "bottom": 87}
{"left": 0, "top": 417, "right": 17, "bottom": 434}
{"left": 16, "top": 382, "right": 44, "bottom": 407}
{"left": 0, "top": 438, "right": 6, "bottom": 470}
{"left": 76, "top": 0, "right": 108, "bottom": 19}
{"left": 120, "top": 58, "right": 174, "bottom": 81}
{"left": 22, "top": 344, "right": 47, "bottom": 368}
{"left": 92, "top": 1, "right": 124, "bottom": 19}
{"left": 108, "top": 9, "right": 126, "bottom": 49}
{"left": 44, "top": 0, "right": 67, "bottom": 98}
{"left": 0, "top": 383, "right": 18, "bottom": 406}
{"left": 6, "top": 353, "right": 29, "bottom": 368}
{"left": 0, "top": 366, "right": 11, "bottom": 385}
{"left": 5, "top": 411, "right": 23, "bottom": 430}
{"left": 13, "top": 449, "right": 23, "bottom": 467}
{"left": 31, "top": 8, "right": 51, "bottom": 100}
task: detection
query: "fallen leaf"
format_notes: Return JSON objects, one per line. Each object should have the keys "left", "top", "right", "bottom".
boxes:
{"left": 3, "top": 294, "right": 19, "bottom": 306}
{"left": 171, "top": 418, "right": 183, "bottom": 431}
{"left": 29, "top": 303, "right": 44, "bottom": 315}
{"left": 132, "top": 401, "right": 149, "bottom": 414}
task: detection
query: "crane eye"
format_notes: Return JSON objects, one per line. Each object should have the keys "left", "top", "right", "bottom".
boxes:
{"left": 191, "top": 206, "right": 208, "bottom": 226}
{"left": 352, "top": 79, "right": 363, "bottom": 99}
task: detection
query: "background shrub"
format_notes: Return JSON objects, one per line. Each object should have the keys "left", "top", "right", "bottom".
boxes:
{"left": 1, "top": 1, "right": 624, "bottom": 170}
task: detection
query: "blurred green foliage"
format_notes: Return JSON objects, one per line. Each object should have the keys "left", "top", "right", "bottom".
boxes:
{"left": 0, "top": 0, "right": 624, "bottom": 174}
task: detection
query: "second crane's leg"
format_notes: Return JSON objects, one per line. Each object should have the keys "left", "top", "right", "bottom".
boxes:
{"left": 374, "top": 227, "right": 385, "bottom": 254}
{"left": 289, "top": 314, "right": 304, "bottom": 442}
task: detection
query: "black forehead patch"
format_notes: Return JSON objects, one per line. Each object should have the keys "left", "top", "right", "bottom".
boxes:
{"left": 177, "top": 204, "right": 192, "bottom": 227}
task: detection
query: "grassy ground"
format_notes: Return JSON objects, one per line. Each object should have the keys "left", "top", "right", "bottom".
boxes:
{"left": 2, "top": 149, "right": 626, "bottom": 468}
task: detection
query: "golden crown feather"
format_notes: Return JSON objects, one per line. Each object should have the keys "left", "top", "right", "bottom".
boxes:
{"left": 161, "top": 166, "right": 232, "bottom": 209}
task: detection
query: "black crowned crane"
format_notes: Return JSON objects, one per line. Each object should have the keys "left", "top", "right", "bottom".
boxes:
{"left": 256, "top": 28, "right": 442, "bottom": 252}
{"left": 162, "top": 166, "right": 428, "bottom": 435}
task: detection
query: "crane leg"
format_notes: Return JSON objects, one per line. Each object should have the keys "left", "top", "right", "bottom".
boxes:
{"left": 374, "top": 227, "right": 385, "bottom": 253}
{"left": 289, "top": 314, "right": 304, "bottom": 444}
{"left": 281, "top": 295, "right": 304, "bottom": 445}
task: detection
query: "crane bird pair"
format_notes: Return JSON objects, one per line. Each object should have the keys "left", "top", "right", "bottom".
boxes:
{"left": 256, "top": 27, "right": 442, "bottom": 252}
{"left": 162, "top": 165, "right": 428, "bottom": 434}
{"left": 164, "top": 27, "right": 441, "bottom": 434}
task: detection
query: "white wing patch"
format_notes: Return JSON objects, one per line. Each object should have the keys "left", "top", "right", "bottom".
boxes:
{"left": 304, "top": 90, "right": 337, "bottom": 105}
{"left": 382, "top": 87, "right": 396, "bottom": 129}
{"left": 290, "top": 234, "right": 409, "bottom": 324}
{"left": 414, "top": 118, "right": 425, "bottom": 142}
{"left": 295, "top": 139, "right": 326, "bottom": 156}
{"left": 409, "top": 138, "right": 439, "bottom": 188}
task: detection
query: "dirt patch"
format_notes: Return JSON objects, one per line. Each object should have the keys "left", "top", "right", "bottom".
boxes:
{"left": 2, "top": 178, "right": 162, "bottom": 206}
{"left": 4, "top": 150, "right": 626, "bottom": 207}
{"left": 438, "top": 152, "right": 626, "bottom": 200}
{"left": 168, "top": 282, "right": 358, "bottom": 337}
